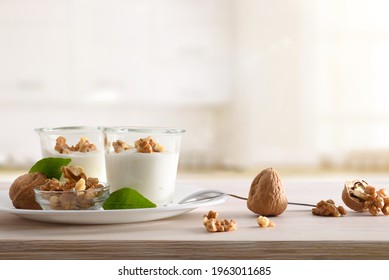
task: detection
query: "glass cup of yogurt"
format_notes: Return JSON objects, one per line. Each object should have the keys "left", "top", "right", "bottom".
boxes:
{"left": 35, "top": 126, "right": 106, "bottom": 181}
{"left": 99, "top": 126, "right": 185, "bottom": 206}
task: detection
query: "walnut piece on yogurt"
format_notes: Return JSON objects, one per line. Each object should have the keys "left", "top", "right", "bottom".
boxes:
{"left": 112, "top": 140, "right": 132, "bottom": 153}
{"left": 54, "top": 136, "right": 97, "bottom": 154}
{"left": 135, "top": 136, "right": 165, "bottom": 153}
{"left": 112, "top": 136, "right": 165, "bottom": 153}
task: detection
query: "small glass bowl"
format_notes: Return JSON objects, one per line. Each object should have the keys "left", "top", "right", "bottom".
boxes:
{"left": 34, "top": 183, "right": 110, "bottom": 210}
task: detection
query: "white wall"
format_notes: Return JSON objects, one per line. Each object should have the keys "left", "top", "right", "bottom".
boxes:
{"left": 218, "top": 0, "right": 319, "bottom": 168}
{"left": 2, "top": 0, "right": 389, "bottom": 171}
{"left": 0, "top": 0, "right": 233, "bottom": 168}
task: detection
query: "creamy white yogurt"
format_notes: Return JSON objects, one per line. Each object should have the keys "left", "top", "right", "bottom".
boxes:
{"left": 42, "top": 149, "right": 106, "bottom": 181}
{"left": 105, "top": 149, "right": 179, "bottom": 205}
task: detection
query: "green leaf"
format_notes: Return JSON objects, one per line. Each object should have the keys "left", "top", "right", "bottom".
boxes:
{"left": 29, "top": 157, "right": 72, "bottom": 179}
{"left": 103, "top": 188, "right": 157, "bottom": 210}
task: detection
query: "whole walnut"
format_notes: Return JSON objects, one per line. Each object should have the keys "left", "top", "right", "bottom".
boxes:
{"left": 247, "top": 168, "right": 288, "bottom": 216}
{"left": 9, "top": 172, "right": 47, "bottom": 210}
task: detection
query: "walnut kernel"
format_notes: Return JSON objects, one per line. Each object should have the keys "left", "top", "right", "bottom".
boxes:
{"left": 39, "top": 166, "right": 104, "bottom": 210}
{"left": 363, "top": 186, "right": 389, "bottom": 216}
{"left": 312, "top": 199, "right": 347, "bottom": 217}
{"left": 112, "top": 140, "right": 132, "bottom": 153}
{"left": 203, "top": 210, "right": 218, "bottom": 225}
{"left": 135, "top": 136, "right": 165, "bottom": 153}
{"left": 257, "top": 215, "right": 276, "bottom": 228}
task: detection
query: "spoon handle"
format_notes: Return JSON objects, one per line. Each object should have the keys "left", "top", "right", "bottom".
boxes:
{"left": 228, "top": 193, "right": 316, "bottom": 207}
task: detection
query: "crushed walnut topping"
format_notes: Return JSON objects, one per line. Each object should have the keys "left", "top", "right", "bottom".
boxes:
{"left": 112, "top": 140, "right": 132, "bottom": 153}
{"left": 54, "top": 136, "right": 97, "bottom": 154}
{"left": 112, "top": 136, "right": 165, "bottom": 153}
{"left": 135, "top": 136, "right": 165, "bottom": 153}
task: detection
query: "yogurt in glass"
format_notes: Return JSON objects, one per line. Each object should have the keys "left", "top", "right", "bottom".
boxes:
{"left": 35, "top": 126, "right": 106, "bottom": 181}
{"left": 100, "top": 127, "right": 185, "bottom": 206}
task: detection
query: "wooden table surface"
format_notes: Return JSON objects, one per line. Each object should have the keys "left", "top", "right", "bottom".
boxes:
{"left": 1, "top": 177, "right": 389, "bottom": 260}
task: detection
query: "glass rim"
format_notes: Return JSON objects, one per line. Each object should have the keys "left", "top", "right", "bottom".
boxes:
{"left": 34, "top": 183, "right": 110, "bottom": 193}
{"left": 34, "top": 126, "right": 101, "bottom": 134}
{"left": 98, "top": 126, "right": 186, "bottom": 135}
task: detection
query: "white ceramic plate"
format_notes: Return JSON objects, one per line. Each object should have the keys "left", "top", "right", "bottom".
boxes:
{"left": 0, "top": 185, "right": 228, "bottom": 225}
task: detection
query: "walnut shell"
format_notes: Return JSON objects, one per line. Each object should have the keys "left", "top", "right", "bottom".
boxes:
{"left": 9, "top": 172, "right": 47, "bottom": 210}
{"left": 341, "top": 179, "right": 368, "bottom": 212}
{"left": 247, "top": 168, "right": 288, "bottom": 216}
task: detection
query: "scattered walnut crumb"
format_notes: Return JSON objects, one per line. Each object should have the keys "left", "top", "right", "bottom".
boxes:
{"left": 257, "top": 215, "right": 276, "bottom": 228}
{"left": 203, "top": 210, "right": 237, "bottom": 232}
{"left": 312, "top": 199, "right": 347, "bottom": 217}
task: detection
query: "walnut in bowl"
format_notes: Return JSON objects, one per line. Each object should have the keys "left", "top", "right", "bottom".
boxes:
{"left": 34, "top": 180, "right": 110, "bottom": 210}
{"left": 34, "top": 165, "right": 110, "bottom": 210}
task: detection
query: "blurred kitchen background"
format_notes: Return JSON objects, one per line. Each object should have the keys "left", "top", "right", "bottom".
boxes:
{"left": 2, "top": 0, "right": 389, "bottom": 180}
